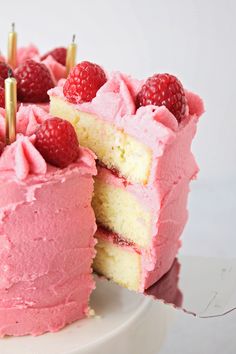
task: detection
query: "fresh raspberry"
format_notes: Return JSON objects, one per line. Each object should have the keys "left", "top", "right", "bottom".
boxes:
{"left": 0, "top": 88, "right": 5, "bottom": 108}
{"left": 63, "top": 61, "right": 107, "bottom": 104}
{"left": 0, "top": 62, "right": 12, "bottom": 82}
{"left": 15, "top": 59, "right": 54, "bottom": 103}
{"left": 35, "top": 117, "right": 80, "bottom": 168}
{"left": 136, "top": 73, "right": 187, "bottom": 122}
{"left": 41, "top": 47, "right": 67, "bottom": 66}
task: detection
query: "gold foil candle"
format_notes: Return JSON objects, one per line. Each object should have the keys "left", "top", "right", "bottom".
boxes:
{"left": 7, "top": 23, "right": 17, "bottom": 69}
{"left": 5, "top": 70, "right": 17, "bottom": 145}
{"left": 66, "top": 34, "right": 77, "bottom": 76}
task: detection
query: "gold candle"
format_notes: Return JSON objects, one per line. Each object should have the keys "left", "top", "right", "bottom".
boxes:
{"left": 66, "top": 34, "right": 77, "bottom": 76}
{"left": 5, "top": 74, "right": 17, "bottom": 145}
{"left": 7, "top": 22, "right": 17, "bottom": 69}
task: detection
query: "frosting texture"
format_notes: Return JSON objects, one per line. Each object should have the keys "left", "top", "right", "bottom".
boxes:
{"left": 0, "top": 105, "right": 97, "bottom": 336}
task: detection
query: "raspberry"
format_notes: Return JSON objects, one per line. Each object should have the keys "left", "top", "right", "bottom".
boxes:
{"left": 35, "top": 117, "right": 80, "bottom": 168}
{"left": 63, "top": 61, "right": 107, "bottom": 104}
{"left": 41, "top": 47, "right": 67, "bottom": 66}
{"left": 0, "top": 62, "right": 12, "bottom": 81}
{"left": 136, "top": 73, "right": 187, "bottom": 122}
{"left": 0, "top": 88, "right": 5, "bottom": 108}
{"left": 15, "top": 59, "right": 54, "bottom": 103}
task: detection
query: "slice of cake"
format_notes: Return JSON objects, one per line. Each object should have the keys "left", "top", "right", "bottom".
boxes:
{"left": 0, "top": 105, "right": 96, "bottom": 337}
{"left": 49, "top": 62, "right": 204, "bottom": 291}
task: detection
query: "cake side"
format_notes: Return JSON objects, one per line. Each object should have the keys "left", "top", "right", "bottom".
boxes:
{"left": 0, "top": 106, "right": 97, "bottom": 337}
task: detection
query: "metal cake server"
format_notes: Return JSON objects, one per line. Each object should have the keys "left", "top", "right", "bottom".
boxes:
{"left": 144, "top": 256, "right": 236, "bottom": 318}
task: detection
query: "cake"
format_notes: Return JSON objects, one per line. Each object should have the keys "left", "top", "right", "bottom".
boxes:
{"left": 0, "top": 105, "right": 96, "bottom": 337}
{"left": 49, "top": 62, "right": 204, "bottom": 291}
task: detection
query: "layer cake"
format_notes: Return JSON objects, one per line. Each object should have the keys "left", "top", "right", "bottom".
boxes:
{"left": 49, "top": 65, "right": 204, "bottom": 292}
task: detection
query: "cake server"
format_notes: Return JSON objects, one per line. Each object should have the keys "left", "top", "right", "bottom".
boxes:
{"left": 144, "top": 255, "right": 236, "bottom": 318}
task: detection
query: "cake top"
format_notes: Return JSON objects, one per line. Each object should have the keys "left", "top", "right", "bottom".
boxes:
{"left": 49, "top": 66, "right": 204, "bottom": 153}
{"left": 0, "top": 44, "right": 67, "bottom": 107}
{"left": 0, "top": 105, "right": 96, "bottom": 181}
{"left": 51, "top": 61, "right": 204, "bottom": 126}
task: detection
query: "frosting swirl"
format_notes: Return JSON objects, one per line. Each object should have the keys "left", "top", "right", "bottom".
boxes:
{"left": 0, "top": 134, "right": 47, "bottom": 180}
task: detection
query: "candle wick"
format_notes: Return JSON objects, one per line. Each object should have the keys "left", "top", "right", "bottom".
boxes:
{"left": 11, "top": 22, "right": 15, "bottom": 32}
{"left": 72, "top": 34, "right": 76, "bottom": 43}
{"left": 8, "top": 68, "right": 13, "bottom": 78}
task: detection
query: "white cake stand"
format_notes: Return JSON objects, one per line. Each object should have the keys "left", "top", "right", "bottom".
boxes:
{"left": 0, "top": 277, "right": 175, "bottom": 354}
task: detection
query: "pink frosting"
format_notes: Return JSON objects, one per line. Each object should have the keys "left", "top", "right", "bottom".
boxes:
{"left": 0, "top": 135, "right": 47, "bottom": 180}
{"left": 41, "top": 55, "right": 66, "bottom": 84}
{"left": 0, "top": 105, "right": 97, "bottom": 336}
{"left": 16, "top": 104, "right": 51, "bottom": 136}
{"left": 17, "top": 44, "right": 40, "bottom": 66}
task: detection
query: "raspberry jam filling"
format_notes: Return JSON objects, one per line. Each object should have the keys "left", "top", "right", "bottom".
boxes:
{"left": 98, "top": 226, "right": 141, "bottom": 254}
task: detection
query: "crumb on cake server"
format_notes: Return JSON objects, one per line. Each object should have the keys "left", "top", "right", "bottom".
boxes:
{"left": 49, "top": 62, "right": 204, "bottom": 292}
{"left": 0, "top": 105, "right": 96, "bottom": 337}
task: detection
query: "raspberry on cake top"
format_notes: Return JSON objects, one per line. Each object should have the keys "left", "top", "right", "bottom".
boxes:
{"left": 0, "top": 105, "right": 97, "bottom": 337}
{"left": 0, "top": 44, "right": 67, "bottom": 108}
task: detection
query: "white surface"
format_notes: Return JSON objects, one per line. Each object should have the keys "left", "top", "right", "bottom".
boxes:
{"left": 159, "top": 308, "right": 236, "bottom": 354}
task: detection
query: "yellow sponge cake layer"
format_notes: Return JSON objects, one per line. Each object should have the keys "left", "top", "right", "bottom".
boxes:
{"left": 50, "top": 96, "right": 152, "bottom": 185}
{"left": 92, "top": 178, "right": 152, "bottom": 247}
{"left": 93, "top": 232, "right": 141, "bottom": 291}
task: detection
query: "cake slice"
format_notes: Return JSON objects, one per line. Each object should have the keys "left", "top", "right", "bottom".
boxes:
{"left": 0, "top": 105, "right": 96, "bottom": 337}
{"left": 49, "top": 71, "right": 203, "bottom": 186}
{"left": 49, "top": 62, "right": 204, "bottom": 292}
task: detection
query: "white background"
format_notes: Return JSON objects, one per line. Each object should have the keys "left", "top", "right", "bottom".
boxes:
{"left": 0, "top": 1, "right": 235, "bottom": 353}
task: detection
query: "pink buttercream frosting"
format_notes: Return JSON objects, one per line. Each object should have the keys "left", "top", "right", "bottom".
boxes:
{"left": 41, "top": 55, "right": 66, "bottom": 84}
{"left": 0, "top": 134, "right": 47, "bottom": 180}
{"left": 0, "top": 105, "right": 97, "bottom": 336}
{"left": 17, "top": 44, "right": 40, "bottom": 66}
